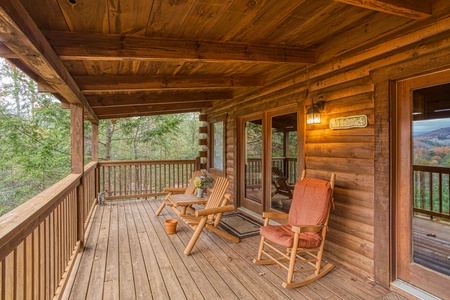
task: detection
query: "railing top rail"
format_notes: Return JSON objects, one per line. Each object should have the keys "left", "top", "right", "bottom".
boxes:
{"left": 0, "top": 173, "right": 81, "bottom": 261}
{"left": 413, "top": 164, "right": 450, "bottom": 174}
{"left": 247, "top": 157, "right": 297, "bottom": 161}
{"left": 84, "top": 161, "right": 98, "bottom": 173}
{"left": 98, "top": 159, "right": 197, "bottom": 166}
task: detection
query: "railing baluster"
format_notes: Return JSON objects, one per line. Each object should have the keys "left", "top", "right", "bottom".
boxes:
{"left": 439, "top": 172, "right": 443, "bottom": 214}
{"left": 413, "top": 165, "right": 450, "bottom": 220}
{"left": 97, "top": 160, "right": 199, "bottom": 200}
{"left": 429, "top": 171, "right": 433, "bottom": 218}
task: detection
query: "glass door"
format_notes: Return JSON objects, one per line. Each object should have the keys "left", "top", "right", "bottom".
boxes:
{"left": 239, "top": 115, "right": 264, "bottom": 214}
{"left": 395, "top": 71, "right": 450, "bottom": 299}
{"left": 269, "top": 112, "right": 298, "bottom": 213}
{"left": 238, "top": 107, "right": 300, "bottom": 215}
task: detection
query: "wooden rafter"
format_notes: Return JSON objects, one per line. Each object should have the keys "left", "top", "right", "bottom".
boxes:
{"left": 87, "top": 90, "right": 234, "bottom": 108}
{"left": 43, "top": 31, "right": 317, "bottom": 64}
{"left": 0, "top": 0, "right": 98, "bottom": 123}
{"left": 97, "top": 109, "right": 201, "bottom": 120}
{"left": 334, "top": 0, "right": 432, "bottom": 19}
{"left": 94, "top": 101, "right": 212, "bottom": 118}
{"left": 0, "top": 42, "right": 17, "bottom": 58}
{"left": 66, "top": 75, "right": 264, "bottom": 92}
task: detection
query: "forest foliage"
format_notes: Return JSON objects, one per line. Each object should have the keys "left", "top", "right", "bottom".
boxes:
{"left": 0, "top": 59, "right": 201, "bottom": 216}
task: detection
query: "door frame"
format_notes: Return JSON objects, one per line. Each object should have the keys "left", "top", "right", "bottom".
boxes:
{"left": 237, "top": 112, "right": 266, "bottom": 214}
{"left": 266, "top": 105, "right": 301, "bottom": 212}
{"left": 393, "top": 69, "right": 450, "bottom": 299}
{"left": 237, "top": 104, "right": 304, "bottom": 215}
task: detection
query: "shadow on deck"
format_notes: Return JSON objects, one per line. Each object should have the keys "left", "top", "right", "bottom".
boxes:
{"left": 65, "top": 199, "right": 402, "bottom": 300}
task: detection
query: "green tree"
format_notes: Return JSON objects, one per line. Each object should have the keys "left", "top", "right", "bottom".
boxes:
{"left": 0, "top": 60, "right": 70, "bottom": 215}
{"left": 0, "top": 58, "right": 203, "bottom": 216}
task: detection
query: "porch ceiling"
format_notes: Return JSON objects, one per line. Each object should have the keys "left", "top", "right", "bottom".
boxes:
{"left": 0, "top": 0, "right": 432, "bottom": 121}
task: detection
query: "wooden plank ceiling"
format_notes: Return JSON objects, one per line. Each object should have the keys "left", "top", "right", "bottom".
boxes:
{"left": 0, "top": 0, "right": 432, "bottom": 121}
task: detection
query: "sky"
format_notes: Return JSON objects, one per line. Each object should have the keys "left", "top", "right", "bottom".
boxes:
{"left": 413, "top": 118, "right": 450, "bottom": 136}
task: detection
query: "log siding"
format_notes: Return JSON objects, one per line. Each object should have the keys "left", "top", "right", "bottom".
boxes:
{"left": 207, "top": 2, "right": 450, "bottom": 285}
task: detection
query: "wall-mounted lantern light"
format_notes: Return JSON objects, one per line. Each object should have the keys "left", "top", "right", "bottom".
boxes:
{"left": 306, "top": 97, "right": 325, "bottom": 124}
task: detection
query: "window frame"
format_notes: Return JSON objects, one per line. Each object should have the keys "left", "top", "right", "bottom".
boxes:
{"left": 209, "top": 116, "right": 226, "bottom": 176}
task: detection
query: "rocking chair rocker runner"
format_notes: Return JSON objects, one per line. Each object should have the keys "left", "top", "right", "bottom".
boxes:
{"left": 253, "top": 170, "right": 335, "bottom": 288}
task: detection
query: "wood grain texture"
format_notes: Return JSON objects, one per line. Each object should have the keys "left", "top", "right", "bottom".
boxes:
{"left": 335, "top": 0, "right": 432, "bottom": 19}
{"left": 72, "top": 75, "right": 265, "bottom": 92}
{"left": 0, "top": 0, "right": 98, "bottom": 122}
{"left": 86, "top": 90, "right": 234, "bottom": 107}
{"left": 44, "top": 31, "right": 317, "bottom": 64}
{"left": 64, "top": 199, "right": 395, "bottom": 299}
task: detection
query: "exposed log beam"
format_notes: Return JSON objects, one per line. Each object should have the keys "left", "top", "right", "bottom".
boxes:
{"left": 6, "top": 58, "right": 39, "bottom": 82}
{"left": 94, "top": 101, "right": 212, "bottom": 118}
{"left": 0, "top": 42, "right": 17, "bottom": 58}
{"left": 43, "top": 31, "right": 317, "bottom": 64}
{"left": 334, "top": 0, "right": 432, "bottom": 19}
{"left": 0, "top": 0, "right": 98, "bottom": 123}
{"left": 98, "top": 109, "right": 200, "bottom": 120}
{"left": 87, "top": 90, "right": 234, "bottom": 108}
{"left": 65, "top": 75, "right": 264, "bottom": 92}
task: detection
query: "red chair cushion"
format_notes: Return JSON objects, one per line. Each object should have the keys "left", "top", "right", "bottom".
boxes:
{"left": 260, "top": 177, "right": 332, "bottom": 248}
{"left": 288, "top": 178, "right": 332, "bottom": 227}
{"left": 260, "top": 224, "right": 322, "bottom": 248}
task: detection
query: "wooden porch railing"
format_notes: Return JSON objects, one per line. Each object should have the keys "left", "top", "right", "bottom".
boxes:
{"left": 413, "top": 164, "right": 450, "bottom": 220}
{"left": 0, "top": 162, "right": 98, "bottom": 299}
{"left": 246, "top": 157, "right": 297, "bottom": 188}
{"left": 98, "top": 159, "right": 199, "bottom": 200}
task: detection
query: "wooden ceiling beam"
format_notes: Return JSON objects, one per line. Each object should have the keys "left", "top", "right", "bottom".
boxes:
{"left": 94, "top": 101, "right": 212, "bottom": 118}
{"left": 70, "top": 75, "right": 264, "bottom": 92}
{"left": 0, "top": 0, "right": 98, "bottom": 123}
{"left": 0, "top": 42, "right": 17, "bottom": 58}
{"left": 43, "top": 31, "right": 317, "bottom": 64}
{"left": 334, "top": 0, "right": 432, "bottom": 19}
{"left": 97, "top": 109, "right": 200, "bottom": 120}
{"left": 87, "top": 90, "right": 234, "bottom": 108}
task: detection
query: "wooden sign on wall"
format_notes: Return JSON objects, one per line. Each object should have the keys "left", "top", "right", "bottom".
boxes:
{"left": 329, "top": 115, "right": 368, "bottom": 130}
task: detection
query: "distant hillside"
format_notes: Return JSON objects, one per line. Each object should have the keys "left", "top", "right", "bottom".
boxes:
{"left": 414, "top": 127, "right": 450, "bottom": 149}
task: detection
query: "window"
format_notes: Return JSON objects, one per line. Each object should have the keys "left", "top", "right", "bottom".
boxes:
{"left": 211, "top": 121, "right": 224, "bottom": 170}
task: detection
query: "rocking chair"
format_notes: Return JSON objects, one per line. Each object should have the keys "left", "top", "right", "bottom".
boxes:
{"left": 271, "top": 167, "right": 294, "bottom": 199}
{"left": 155, "top": 170, "right": 202, "bottom": 216}
{"left": 180, "top": 176, "right": 239, "bottom": 255}
{"left": 253, "top": 170, "right": 335, "bottom": 288}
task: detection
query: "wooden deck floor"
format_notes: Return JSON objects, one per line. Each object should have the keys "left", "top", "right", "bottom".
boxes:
{"left": 413, "top": 216, "right": 450, "bottom": 276}
{"left": 65, "top": 199, "right": 398, "bottom": 300}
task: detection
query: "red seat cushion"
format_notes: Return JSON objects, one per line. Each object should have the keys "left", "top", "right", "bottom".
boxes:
{"left": 260, "top": 178, "right": 332, "bottom": 248}
{"left": 260, "top": 224, "right": 322, "bottom": 248}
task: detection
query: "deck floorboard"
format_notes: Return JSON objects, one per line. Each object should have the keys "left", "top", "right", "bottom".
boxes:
{"left": 67, "top": 199, "right": 403, "bottom": 300}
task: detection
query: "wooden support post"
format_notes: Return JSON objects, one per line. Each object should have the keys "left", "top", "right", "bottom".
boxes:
{"left": 195, "top": 157, "right": 201, "bottom": 171}
{"left": 71, "top": 104, "right": 85, "bottom": 250}
{"left": 91, "top": 122, "right": 99, "bottom": 199}
{"left": 91, "top": 122, "right": 99, "bottom": 162}
{"left": 199, "top": 113, "right": 208, "bottom": 170}
{"left": 71, "top": 104, "right": 84, "bottom": 173}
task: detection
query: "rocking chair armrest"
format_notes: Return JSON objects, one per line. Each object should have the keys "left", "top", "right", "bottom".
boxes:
{"left": 262, "top": 212, "right": 288, "bottom": 220}
{"left": 164, "top": 187, "right": 187, "bottom": 194}
{"left": 195, "top": 205, "right": 235, "bottom": 217}
{"left": 291, "top": 224, "right": 324, "bottom": 234}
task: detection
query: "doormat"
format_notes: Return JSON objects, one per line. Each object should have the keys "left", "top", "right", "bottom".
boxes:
{"left": 218, "top": 213, "right": 262, "bottom": 239}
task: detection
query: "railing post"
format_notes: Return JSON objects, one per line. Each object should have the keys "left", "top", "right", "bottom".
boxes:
{"left": 92, "top": 122, "right": 99, "bottom": 162}
{"left": 199, "top": 113, "right": 208, "bottom": 170}
{"left": 195, "top": 157, "right": 201, "bottom": 171}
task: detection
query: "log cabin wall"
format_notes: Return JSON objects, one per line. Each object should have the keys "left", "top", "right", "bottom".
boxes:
{"left": 207, "top": 1, "right": 450, "bottom": 285}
